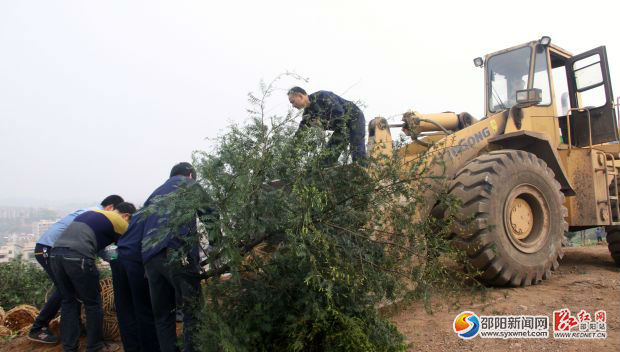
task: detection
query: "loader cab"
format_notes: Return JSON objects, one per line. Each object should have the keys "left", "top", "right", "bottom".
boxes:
{"left": 482, "top": 37, "right": 618, "bottom": 147}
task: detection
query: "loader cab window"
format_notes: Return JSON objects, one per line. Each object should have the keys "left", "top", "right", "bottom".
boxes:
{"left": 556, "top": 46, "right": 617, "bottom": 146}
{"left": 532, "top": 46, "right": 552, "bottom": 106}
{"left": 488, "top": 46, "right": 531, "bottom": 112}
{"left": 573, "top": 54, "right": 607, "bottom": 108}
{"left": 550, "top": 52, "right": 571, "bottom": 116}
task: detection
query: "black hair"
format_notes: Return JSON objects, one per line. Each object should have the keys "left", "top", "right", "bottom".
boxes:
{"left": 287, "top": 86, "right": 307, "bottom": 96}
{"left": 100, "top": 195, "right": 124, "bottom": 208}
{"left": 170, "top": 162, "right": 196, "bottom": 179}
{"left": 115, "top": 202, "right": 137, "bottom": 215}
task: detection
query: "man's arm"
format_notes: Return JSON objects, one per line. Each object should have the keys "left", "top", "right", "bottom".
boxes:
{"left": 295, "top": 91, "right": 345, "bottom": 137}
{"left": 295, "top": 116, "right": 312, "bottom": 137}
{"left": 295, "top": 112, "right": 322, "bottom": 139}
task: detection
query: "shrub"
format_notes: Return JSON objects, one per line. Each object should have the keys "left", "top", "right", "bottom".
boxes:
{"left": 0, "top": 257, "right": 51, "bottom": 310}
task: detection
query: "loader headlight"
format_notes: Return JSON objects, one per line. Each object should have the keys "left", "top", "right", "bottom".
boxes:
{"left": 539, "top": 36, "right": 551, "bottom": 46}
{"left": 473, "top": 57, "right": 484, "bottom": 67}
{"left": 516, "top": 88, "right": 543, "bottom": 107}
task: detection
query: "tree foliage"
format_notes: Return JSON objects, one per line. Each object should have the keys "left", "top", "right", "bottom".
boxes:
{"left": 0, "top": 257, "right": 51, "bottom": 310}
{"left": 153, "top": 75, "right": 477, "bottom": 351}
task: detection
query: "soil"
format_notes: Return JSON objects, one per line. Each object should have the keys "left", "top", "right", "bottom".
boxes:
{"left": 1, "top": 245, "right": 618, "bottom": 352}
{"left": 390, "top": 244, "right": 620, "bottom": 351}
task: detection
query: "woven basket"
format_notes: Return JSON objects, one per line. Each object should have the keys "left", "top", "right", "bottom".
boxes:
{"left": 100, "top": 277, "right": 115, "bottom": 314}
{"left": 76, "top": 277, "right": 119, "bottom": 340}
{"left": 0, "top": 325, "right": 12, "bottom": 337}
{"left": 240, "top": 242, "right": 269, "bottom": 267}
{"left": 48, "top": 316, "right": 61, "bottom": 336}
{"left": 4, "top": 305, "right": 39, "bottom": 331}
{"left": 17, "top": 323, "right": 33, "bottom": 336}
{"left": 100, "top": 277, "right": 118, "bottom": 340}
{"left": 103, "top": 314, "right": 119, "bottom": 340}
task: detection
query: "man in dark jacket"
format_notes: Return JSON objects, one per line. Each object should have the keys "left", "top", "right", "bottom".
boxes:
{"left": 288, "top": 86, "right": 367, "bottom": 165}
{"left": 141, "top": 162, "right": 203, "bottom": 352}
{"left": 110, "top": 211, "right": 161, "bottom": 352}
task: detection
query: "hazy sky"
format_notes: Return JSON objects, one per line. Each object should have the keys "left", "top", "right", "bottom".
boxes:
{"left": 1, "top": 0, "right": 619, "bottom": 208}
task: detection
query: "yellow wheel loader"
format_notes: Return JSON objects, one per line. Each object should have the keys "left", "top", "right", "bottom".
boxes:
{"left": 368, "top": 36, "right": 619, "bottom": 286}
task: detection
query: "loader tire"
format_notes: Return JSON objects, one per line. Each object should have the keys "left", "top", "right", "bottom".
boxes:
{"left": 605, "top": 230, "right": 620, "bottom": 266}
{"left": 605, "top": 177, "right": 620, "bottom": 266}
{"left": 449, "top": 150, "right": 567, "bottom": 287}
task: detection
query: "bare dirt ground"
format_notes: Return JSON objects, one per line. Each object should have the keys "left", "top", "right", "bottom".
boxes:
{"left": 2, "top": 245, "right": 618, "bottom": 352}
{"left": 390, "top": 245, "right": 620, "bottom": 351}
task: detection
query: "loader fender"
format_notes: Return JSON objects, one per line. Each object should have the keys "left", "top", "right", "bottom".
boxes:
{"left": 488, "top": 131, "right": 575, "bottom": 196}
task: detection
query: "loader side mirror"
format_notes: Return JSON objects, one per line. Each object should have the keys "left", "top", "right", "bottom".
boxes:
{"left": 516, "top": 88, "right": 542, "bottom": 107}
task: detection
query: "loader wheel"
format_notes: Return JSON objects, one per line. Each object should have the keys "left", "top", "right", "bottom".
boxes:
{"left": 606, "top": 176, "right": 620, "bottom": 266}
{"left": 605, "top": 229, "right": 620, "bottom": 266}
{"left": 449, "top": 150, "right": 567, "bottom": 287}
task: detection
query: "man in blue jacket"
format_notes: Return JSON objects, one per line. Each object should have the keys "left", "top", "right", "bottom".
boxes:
{"left": 28, "top": 195, "right": 124, "bottom": 344}
{"left": 288, "top": 87, "right": 367, "bottom": 165}
{"left": 141, "top": 162, "right": 203, "bottom": 352}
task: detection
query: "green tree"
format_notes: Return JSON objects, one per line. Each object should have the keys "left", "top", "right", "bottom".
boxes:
{"left": 147, "top": 75, "right": 477, "bottom": 351}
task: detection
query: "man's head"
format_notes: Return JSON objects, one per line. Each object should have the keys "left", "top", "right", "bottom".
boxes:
{"left": 506, "top": 77, "right": 527, "bottom": 106}
{"left": 114, "top": 202, "right": 137, "bottom": 222}
{"left": 288, "top": 86, "right": 310, "bottom": 109}
{"left": 170, "top": 162, "right": 196, "bottom": 180}
{"left": 508, "top": 78, "right": 526, "bottom": 93}
{"left": 100, "top": 195, "right": 124, "bottom": 211}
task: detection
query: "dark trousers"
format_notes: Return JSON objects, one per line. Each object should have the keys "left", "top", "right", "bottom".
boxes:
{"left": 50, "top": 248, "right": 103, "bottom": 352}
{"left": 325, "top": 107, "right": 367, "bottom": 164}
{"left": 32, "top": 244, "right": 62, "bottom": 331}
{"left": 144, "top": 250, "right": 202, "bottom": 352}
{"left": 110, "top": 258, "right": 161, "bottom": 352}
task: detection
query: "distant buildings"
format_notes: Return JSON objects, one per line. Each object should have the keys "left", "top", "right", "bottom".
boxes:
{"left": 0, "top": 207, "right": 42, "bottom": 219}
{"left": 0, "top": 206, "right": 57, "bottom": 247}
{"left": 0, "top": 212, "right": 53, "bottom": 264}
{"left": 0, "top": 242, "right": 24, "bottom": 263}
{"left": 21, "top": 241, "right": 37, "bottom": 263}
{"left": 0, "top": 241, "right": 38, "bottom": 264}
{"left": 33, "top": 220, "right": 56, "bottom": 236}
{"left": 2, "top": 233, "right": 36, "bottom": 243}
{"left": 0, "top": 207, "right": 57, "bottom": 220}
{"left": 0, "top": 207, "right": 61, "bottom": 265}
